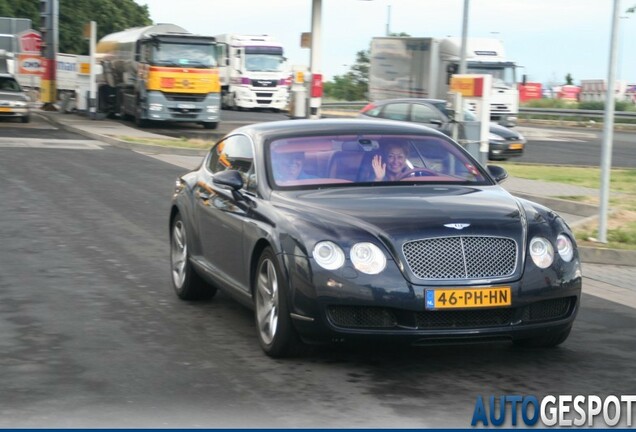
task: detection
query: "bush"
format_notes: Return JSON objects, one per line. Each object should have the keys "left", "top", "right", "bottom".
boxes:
{"left": 522, "top": 98, "right": 576, "bottom": 109}
{"left": 578, "top": 100, "right": 633, "bottom": 111}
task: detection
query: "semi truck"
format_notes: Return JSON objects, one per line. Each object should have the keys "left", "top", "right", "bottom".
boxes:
{"left": 96, "top": 23, "right": 220, "bottom": 128}
{"left": 214, "top": 34, "right": 289, "bottom": 111}
{"left": 369, "top": 37, "right": 519, "bottom": 126}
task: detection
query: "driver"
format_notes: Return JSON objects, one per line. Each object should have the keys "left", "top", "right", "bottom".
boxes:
{"left": 371, "top": 140, "right": 410, "bottom": 181}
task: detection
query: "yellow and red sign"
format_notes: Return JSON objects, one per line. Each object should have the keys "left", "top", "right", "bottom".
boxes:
{"left": 450, "top": 76, "right": 484, "bottom": 97}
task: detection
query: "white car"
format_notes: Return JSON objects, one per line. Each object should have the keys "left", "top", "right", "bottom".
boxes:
{"left": 0, "top": 73, "right": 30, "bottom": 123}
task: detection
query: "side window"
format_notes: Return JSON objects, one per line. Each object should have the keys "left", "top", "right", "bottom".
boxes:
{"left": 381, "top": 103, "right": 409, "bottom": 121}
{"left": 207, "top": 135, "right": 256, "bottom": 191}
{"left": 412, "top": 104, "right": 442, "bottom": 124}
{"left": 363, "top": 106, "right": 382, "bottom": 118}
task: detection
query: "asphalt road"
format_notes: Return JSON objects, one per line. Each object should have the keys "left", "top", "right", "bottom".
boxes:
{"left": 1, "top": 116, "right": 635, "bottom": 428}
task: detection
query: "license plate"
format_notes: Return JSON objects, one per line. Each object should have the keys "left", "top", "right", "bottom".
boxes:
{"left": 425, "top": 286, "right": 511, "bottom": 309}
{"left": 177, "top": 103, "right": 196, "bottom": 109}
{"left": 0, "top": 107, "right": 12, "bottom": 112}
{"left": 508, "top": 143, "right": 524, "bottom": 150}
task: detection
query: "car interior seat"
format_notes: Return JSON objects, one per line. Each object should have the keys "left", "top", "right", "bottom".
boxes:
{"left": 328, "top": 142, "right": 365, "bottom": 181}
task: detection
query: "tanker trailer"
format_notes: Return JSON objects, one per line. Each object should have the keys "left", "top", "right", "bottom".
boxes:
{"left": 96, "top": 23, "right": 220, "bottom": 129}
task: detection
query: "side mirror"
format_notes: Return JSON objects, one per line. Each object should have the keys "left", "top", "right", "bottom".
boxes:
{"left": 213, "top": 170, "right": 244, "bottom": 191}
{"left": 487, "top": 165, "right": 508, "bottom": 183}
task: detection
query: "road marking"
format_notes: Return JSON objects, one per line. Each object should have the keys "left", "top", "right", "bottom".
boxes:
{"left": 0, "top": 138, "right": 105, "bottom": 150}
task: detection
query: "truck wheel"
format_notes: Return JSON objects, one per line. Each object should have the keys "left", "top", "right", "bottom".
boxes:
{"left": 202, "top": 122, "right": 218, "bottom": 130}
{"left": 21, "top": 116, "right": 30, "bottom": 124}
{"left": 135, "top": 106, "right": 148, "bottom": 128}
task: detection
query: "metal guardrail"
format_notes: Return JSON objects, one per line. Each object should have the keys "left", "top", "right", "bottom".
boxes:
{"left": 321, "top": 102, "right": 636, "bottom": 121}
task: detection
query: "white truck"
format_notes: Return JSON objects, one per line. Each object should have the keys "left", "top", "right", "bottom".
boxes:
{"left": 369, "top": 37, "right": 519, "bottom": 126}
{"left": 214, "top": 34, "right": 289, "bottom": 111}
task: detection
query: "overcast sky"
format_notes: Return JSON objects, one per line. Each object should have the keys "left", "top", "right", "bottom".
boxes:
{"left": 134, "top": 0, "right": 636, "bottom": 85}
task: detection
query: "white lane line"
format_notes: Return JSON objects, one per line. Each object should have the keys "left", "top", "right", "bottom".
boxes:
{"left": 0, "top": 138, "right": 105, "bottom": 150}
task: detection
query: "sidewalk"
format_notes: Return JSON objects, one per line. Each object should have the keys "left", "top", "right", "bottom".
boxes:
{"left": 34, "top": 109, "right": 636, "bottom": 309}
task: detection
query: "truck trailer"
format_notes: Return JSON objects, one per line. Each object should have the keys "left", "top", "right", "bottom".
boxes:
{"left": 214, "top": 34, "right": 289, "bottom": 111}
{"left": 96, "top": 23, "right": 220, "bottom": 128}
{"left": 369, "top": 37, "right": 519, "bottom": 126}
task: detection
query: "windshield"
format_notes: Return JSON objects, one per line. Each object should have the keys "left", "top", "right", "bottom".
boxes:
{"left": 0, "top": 77, "right": 22, "bottom": 92}
{"left": 467, "top": 64, "right": 516, "bottom": 88}
{"left": 245, "top": 53, "right": 284, "bottom": 72}
{"left": 0, "top": 35, "right": 15, "bottom": 52}
{"left": 431, "top": 101, "right": 477, "bottom": 122}
{"left": 152, "top": 43, "right": 217, "bottom": 68}
{"left": 268, "top": 134, "right": 488, "bottom": 189}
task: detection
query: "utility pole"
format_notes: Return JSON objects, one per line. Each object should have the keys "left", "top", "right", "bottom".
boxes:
{"left": 39, "top": 0, "right": 58, "bottom": 111}
{"left": 386, "top": 5, "right": 391, "bottom": 36}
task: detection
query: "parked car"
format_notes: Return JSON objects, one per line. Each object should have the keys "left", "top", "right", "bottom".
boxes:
{"left": 169, "top": 119, "right": 581, "bottom": 357}
{"left": 0, "top": 73, "right": 30, "bottom": 123}
{"left": 358, "top": 98, "right": 525, "bottom": 161}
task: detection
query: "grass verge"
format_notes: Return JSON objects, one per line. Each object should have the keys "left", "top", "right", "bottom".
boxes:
{"left": 499, "top": 163, "right": 636, "bottom": 250}
{"left": 116, "top": 136, "right": 213, "bottom": 149}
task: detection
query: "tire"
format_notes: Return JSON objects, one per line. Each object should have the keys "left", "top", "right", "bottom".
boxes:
{"left": 170, "top": 213, "right": 217, "bottom": 300}
{"left": 513, "top": 326, "right": 572, "bottom": 348}
{"left": 203, "top": 122, "right": 218, "bottom": 130}
{"left": 135, "top": 104, "right": 148, "bottom": 128}
{"left": 254, "top": 247, "right": 302, "bottom": 357}
{"left": 21, "top": 115, "right": 30, "bottom": 124}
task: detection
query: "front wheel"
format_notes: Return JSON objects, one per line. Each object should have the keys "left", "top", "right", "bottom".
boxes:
{"left": 254, "top": 247, "right": 301, "bottom": 357}
{"left": 202, "top": 122, "right": 218, "bottom": 130}
{"left": 171, "top": 213, "right": 217, "bottom": 300}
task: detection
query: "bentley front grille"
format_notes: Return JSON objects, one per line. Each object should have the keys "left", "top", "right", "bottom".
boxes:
{"left": 402, "top": 236, "right": 517, "bottom": 280}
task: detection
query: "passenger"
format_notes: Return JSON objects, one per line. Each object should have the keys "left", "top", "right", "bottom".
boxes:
{"left": 274, "top": 151, "right": 315, "bottom": 181}
{"left": 371, "top": 140, "right": 410, "bottom": 181}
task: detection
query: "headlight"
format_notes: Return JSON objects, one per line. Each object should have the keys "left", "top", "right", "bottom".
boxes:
{"left": 489, "top": 133, "right": 505, "bottom": 141}
{"left": 148, "top": 103, "right": 163, "bottom": 111}
{"left": 12, "top": 101, "right": 27, "bottom": 107}
{"left": 529, "top": 237, "right": 554, "bottom": 269}
{"left": 206, "top": 105, "right": 218, "bottom": 113}
{"left": 313, "top": 241, "right": 345, "bottom": 270}
{"left": 350, "top": 242, "right": 386, "bottom": 275}
{"left": 556, "top": 234, "right": 574, "bottom": 262}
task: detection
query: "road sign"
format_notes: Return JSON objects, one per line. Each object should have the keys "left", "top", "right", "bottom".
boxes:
{"left": 18, "top": 30, "right": 42, "bottom": 54}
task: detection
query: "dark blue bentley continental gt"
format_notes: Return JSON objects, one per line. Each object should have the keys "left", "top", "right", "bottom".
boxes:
{"left": 169, "top": 119, "right": 582, "bottom": 357}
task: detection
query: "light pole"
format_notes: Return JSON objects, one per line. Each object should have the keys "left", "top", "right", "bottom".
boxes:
{"left": 459, "top": 0, "right": 470, "bottom": 74}
{"left": 598, "top": 0, "right": 622, "bottom": 244}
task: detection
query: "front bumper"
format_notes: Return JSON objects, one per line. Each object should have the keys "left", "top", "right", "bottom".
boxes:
{"left": 489, "top": 141, "right": 525, "bottom": 159}
{"left": 0, "top": 107, "right": 30, "bottom": 119}
{"left": 144, "top": 91, "right": 220, "bottom": 123}
{"left": 286, "top": 255, "right": 581, "bottom": 346}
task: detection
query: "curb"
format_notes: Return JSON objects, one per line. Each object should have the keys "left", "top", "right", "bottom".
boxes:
{"left": 37, "top": 110, "right": 634, "bottom": 267}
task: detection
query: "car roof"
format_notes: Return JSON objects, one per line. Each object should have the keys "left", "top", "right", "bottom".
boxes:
{"left": 230, "top": 118, "right": 450, "bottom": 141}
{"left": 372, "top": 98, "right": 446, "bottom": 105}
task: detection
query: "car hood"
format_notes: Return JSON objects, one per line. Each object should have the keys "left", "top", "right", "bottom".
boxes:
{"left": 273, "top": 185, "right": 526, "bottom": 261}
{"left": 489, "top": 123, "right": 523, "bottom": 140}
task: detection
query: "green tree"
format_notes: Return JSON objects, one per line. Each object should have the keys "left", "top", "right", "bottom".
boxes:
{"left": 1, "top": 0, "right": 151, "bottom": 54}
{"left": 325, "top": 49, "right": 370, "bottom": 101}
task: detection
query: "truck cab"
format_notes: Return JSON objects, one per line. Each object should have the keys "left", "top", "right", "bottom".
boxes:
{"left": 439, "top": 38, "right": 518, "bottom": 126}
{"left": 214, "top": 34, "right": 290, "bottom": 111}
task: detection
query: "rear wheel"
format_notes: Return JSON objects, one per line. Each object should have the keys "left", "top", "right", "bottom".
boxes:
{"left": 171, "top": 213, "right": 217, "bottom": 300}
{"left": 513, "top": 326, "right": 572, "bottom": 348}
{"left": 254, "top": 247, "right": 301, "bottom": 357}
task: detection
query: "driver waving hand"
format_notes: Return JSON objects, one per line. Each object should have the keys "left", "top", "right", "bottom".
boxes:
{"left": 372, "top": 140, "right": 410, "bottom": 181}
